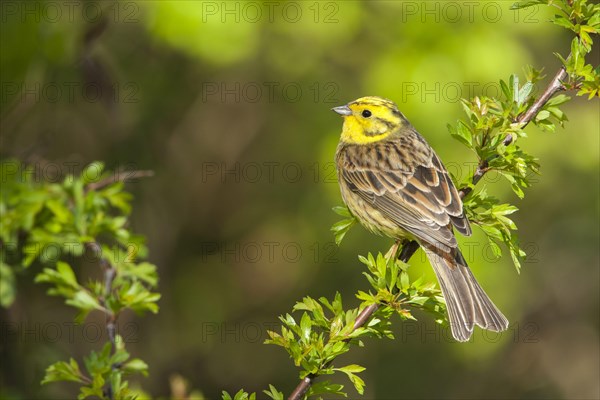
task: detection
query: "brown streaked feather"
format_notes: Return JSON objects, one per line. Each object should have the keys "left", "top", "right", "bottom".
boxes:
{"left": 451, "top": 215, "right": 471, "bottom": 237}
{"left": 413, "top": 165, "right": 439, "bottom": 187}
{"left": 430, "top": 152, "right": 467, "bottom": 219}
{"left": 368, "top": 190, "right": 457, "bottom": 251}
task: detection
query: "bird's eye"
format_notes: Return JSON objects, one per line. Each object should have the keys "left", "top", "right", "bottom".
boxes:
{"left": 361, "top": 109, "right": 372, "bottom": 118}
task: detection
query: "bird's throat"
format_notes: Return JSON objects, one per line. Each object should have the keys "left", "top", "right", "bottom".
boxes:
{"left": 340, "top": 117, "right": 390, "bottom": 145}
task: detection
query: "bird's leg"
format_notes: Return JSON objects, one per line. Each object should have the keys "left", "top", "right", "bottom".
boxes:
{"left": 398, "top": 240, "right": 419, "bottom": 262}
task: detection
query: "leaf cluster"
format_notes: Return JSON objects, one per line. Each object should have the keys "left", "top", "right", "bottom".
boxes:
{"left": 42, "top": 336, "right": 148, "bottom": 400}
{"left": 356, "top": 252, "right": 446, "bottom": 324}
{"left": 445, "top": 0, "right": 598, "bottom": 272}
{"left": 263, "top": 250, "right": 446, "bottom": 398}
{"left": 222, "top": 385, "right": 284, "bottom": 400}
{"left": 0, "top": 160, "right": 158, "bottom": 398}
{"left": 512, "top": 0, "right": 599, "bottom": 97}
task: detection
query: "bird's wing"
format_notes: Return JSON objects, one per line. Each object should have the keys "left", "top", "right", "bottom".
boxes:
{"left": 338, "top": 134, "right": 471, "bottom": 251}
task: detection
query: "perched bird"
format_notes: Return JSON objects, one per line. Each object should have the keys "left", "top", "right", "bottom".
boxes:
{"left": 333, "top": 96, "right": 508, "bottom": 341}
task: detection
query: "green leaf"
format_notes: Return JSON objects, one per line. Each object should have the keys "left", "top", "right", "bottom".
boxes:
{"left": 263, "top": 385, "right": 284, "bottom": 400}
{"left": 307, "top": 380, "right": 345, "bottom": 397}
{"left": 56, "top": 261, "right": 79, "bottom": 289}
{"left": 500, "top": 78, "right": 511, "bottom": 100}
{"left": 120, "top": 262, "right": 159, "bottom": 287}
{"left": 332, "top": 205, "right": 352, "bottom": 217}
{"left": 545, "top": 94, "right": 571, "bottom": 106}
{"left": 222, "top": 391, "right": 233, "bottom": 400}
{"left": 123, "top": 359, "right": 149, "bottom": 376}
{"left": 118, "top": 281, "right": 161, "bottom": 314}
{"left": 535, "top": 110, "right": 550, "bottom": 121}
{"left": 517, "top": 82, "right": 533, "bottom": 105}
{"left": 552, "top": 14, "right": 575, "bottom": 31}
{"left": 335, "top": 364, "right": 366, "bottom": 394}
{"left": 331, "top": 216, "right": 357, "bottom": 246}
{"left": 336, "top": 364, "right": 366, "bottom": 374}
{"left": 81, "top": 162, "right": 105, "bottom": 185}
{"left": 42, "top": 358, "right": 85, "bottom": 384}
{"left": 299, "top": 312, "right": 313, "bottom": 342}
{"left": 35, "top": 262, "right": 82, "bottom": 300}
{"left": 101, "top": 182, "right": 132, "bottom": 214}
{"left": 46, "top": 199, "right": 73, "bottom": 224}
{"left": 449, "top": 121, "right": 473, "bottom": 147}
{"left": 400, "top": 271, "right": 410, "bottom": 292}
{"left": 66, "top": 290, "right": 104, "bottom": 312}
{"left": 223, "top": 389, "right": 255, "bottom": 400}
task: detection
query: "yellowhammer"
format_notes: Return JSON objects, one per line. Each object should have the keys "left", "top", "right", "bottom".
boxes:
{"left": 333, "top": 96, "right": 509, "bottom": 341}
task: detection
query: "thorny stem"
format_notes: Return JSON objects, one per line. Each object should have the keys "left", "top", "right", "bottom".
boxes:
{"left": 287, "top": 65, "right": 569, "bottom": 400}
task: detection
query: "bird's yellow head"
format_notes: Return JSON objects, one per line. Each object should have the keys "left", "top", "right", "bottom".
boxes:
{"left": 332, "top": 96, "right": 406, "bottom": 145}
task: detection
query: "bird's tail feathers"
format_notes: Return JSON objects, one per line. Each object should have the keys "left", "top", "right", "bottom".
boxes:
{"left": 422, "top": 245, "right": 509, "bottom": 342}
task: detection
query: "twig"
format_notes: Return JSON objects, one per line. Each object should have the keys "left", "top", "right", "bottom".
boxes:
{"left": 506, "top": 67, "right": 568, "bottom": 145}
{"left": 288, "top": 65, "right": 569, "bottom": 400}
{"left": 86, "top": 170, "right": 154, "bottom": 192}
{"left": 86, "top": 242, "right": 117, "bottom": 400}
{"left": 103, "top": 264, "right": 117, "bottom": 400}
{"left": 459, "top": 160, "right": 488, "bottom": 200}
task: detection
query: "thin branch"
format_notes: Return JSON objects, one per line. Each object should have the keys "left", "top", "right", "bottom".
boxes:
{"left": 459, "top": 160, "right": 488, "bottom": 200}
{"left": 506, "top": 67, "right": 568, "bottom": 145}
{"left": 86, "top": 170, "right": 154, "bottom": 192}
{"left": 287, "top": 376, "right": 312, "bottom": 400}
{"left": 288, "top": 65, "right": 569, "bottom": 400}
{"left": 86, "top": 242, "right": 117, "bottom": 400}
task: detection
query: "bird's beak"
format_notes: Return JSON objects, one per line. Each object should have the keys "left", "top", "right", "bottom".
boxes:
{"left": 331, "top": 105, "right": 352, "bottom": 116}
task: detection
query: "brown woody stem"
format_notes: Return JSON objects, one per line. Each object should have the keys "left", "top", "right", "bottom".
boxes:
{"left": 506, "top": 67, "right": 568, "bottom": 145}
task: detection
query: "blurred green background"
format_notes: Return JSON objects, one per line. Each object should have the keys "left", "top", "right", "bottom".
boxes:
{"left": 1, "top": 1, "right": 598, "bottom": 399}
